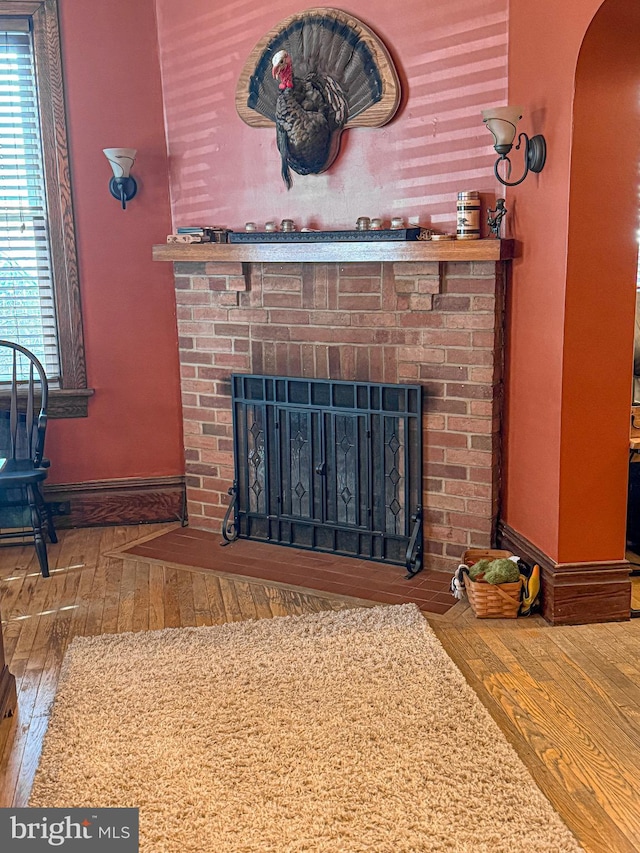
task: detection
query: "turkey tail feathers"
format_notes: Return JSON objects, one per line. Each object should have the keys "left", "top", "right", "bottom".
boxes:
{"left": 247, "top": 13, "right": 383, "bottom": 123}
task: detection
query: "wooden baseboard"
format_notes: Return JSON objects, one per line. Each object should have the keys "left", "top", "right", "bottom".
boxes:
{"left": 497, "top": 521, "right": 631, "bottom": 624}
{"left": 44, "top": 476, "right": 186, "bottom": 528}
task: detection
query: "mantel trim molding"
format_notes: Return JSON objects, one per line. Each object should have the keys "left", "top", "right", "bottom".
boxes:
{"left": 153, "top": 238, "right": 515, "bottom": 265}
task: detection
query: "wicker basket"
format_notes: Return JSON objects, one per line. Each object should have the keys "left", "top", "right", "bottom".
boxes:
{"left": 463, "top": 575, "right": 522, "bottom": 618}
{"left": 462, "top": 548, "right": 522, "bottom": 619}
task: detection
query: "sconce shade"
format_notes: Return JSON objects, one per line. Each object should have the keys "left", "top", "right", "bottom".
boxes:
{"left": 103, "top": 148, "right": 138, "bottom": 209}
{"left": 103, "top": 148, "right": 137, "bottom": 179}
{"left": 481, "top": 107, "right": 523, "bottom": 149}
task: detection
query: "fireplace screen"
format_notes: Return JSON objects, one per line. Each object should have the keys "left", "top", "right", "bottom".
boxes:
{"left": 227, "top": 374, "right": 423, "bottom": 574}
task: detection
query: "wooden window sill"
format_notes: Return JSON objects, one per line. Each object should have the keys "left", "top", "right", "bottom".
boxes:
{"left": 0, "top": 387, "right": 94, "bottom": 419}
{"left": 49, "top": 388, "right": 94, "bottom": 418}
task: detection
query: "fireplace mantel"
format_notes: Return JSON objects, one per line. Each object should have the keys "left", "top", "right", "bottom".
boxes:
{"left": 153, "top": 238, "right": 515, "bottom": 264}
{"left": 165, "top": 241, "right": 511, "bottom": 592}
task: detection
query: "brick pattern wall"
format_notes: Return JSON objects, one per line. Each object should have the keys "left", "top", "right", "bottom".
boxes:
{"left": 174, "top": 258, "right": 505, "bottom": 573}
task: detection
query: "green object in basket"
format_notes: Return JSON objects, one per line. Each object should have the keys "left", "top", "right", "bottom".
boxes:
{"left": 482, "top": 558, "right": 521, "bottom": 585}
{"left": 468, "top": 558, "right": 492, "bottom": 580}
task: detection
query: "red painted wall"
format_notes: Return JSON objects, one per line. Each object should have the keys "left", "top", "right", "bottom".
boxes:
{"left": 45, "top": 0, "right": 184, "bottom": 484}
{"left": 155, "top": 0, "right": 508, "bottom": 232}
{"left": 44, "top": 0, "right": 510, "bottom": 489}
{"left": 505, "top": 0, "right": 639, "bottom": 562}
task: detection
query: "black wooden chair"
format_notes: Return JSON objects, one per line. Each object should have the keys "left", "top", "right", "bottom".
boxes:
{"left": 0, "top": 340, "right": 57, "bottom": 578}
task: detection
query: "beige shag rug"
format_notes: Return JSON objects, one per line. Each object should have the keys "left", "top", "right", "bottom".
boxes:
{"left": 30, "top": 604, "right": 583, "bottom": 853}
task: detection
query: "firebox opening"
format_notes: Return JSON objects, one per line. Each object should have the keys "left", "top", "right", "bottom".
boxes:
{"left": 226, "top": 374, "right": 423, "bottom": 577}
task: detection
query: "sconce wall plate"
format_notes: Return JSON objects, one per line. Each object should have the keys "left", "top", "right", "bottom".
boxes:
{"left": 525, "top": 134, "right": 546, "bottom": 173}
{"left": 108, "top": 176, "right": 137, "bottom": 207}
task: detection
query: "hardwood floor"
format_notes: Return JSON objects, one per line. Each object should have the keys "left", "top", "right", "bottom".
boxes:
{"left": 2, "top": 524, "right": 640, "bottom": 852}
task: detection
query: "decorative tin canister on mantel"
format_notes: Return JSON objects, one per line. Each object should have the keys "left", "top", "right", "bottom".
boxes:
{"left": 456, "top": 190, "right": 481, "bottom": 240}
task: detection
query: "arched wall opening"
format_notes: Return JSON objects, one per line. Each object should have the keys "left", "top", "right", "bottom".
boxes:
{"left": 560, "top": 0, "right": 640, "bottom": 561}
{"left": 501, "top": 0, "right": 639, "bottom": 621}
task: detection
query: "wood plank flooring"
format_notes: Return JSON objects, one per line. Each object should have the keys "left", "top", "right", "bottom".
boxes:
{"left": 2, "top": 524, "right": 640, "bottom": 852}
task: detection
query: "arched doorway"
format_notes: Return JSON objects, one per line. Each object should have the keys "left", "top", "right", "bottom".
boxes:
{"left": 501, "top": 0, "right": 640, "bottom": 622}
{"left": 567, "top": 0, "right": 640, "bottom": 615}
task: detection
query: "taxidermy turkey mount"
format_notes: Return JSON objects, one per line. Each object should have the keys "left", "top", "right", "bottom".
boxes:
{"left": 236, "top": 8, "right": 401, "bottom": 189}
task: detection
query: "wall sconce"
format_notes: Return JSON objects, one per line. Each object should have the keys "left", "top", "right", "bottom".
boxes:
{"left": 481, "top": 107, "right": 546, "bottom": 187}
{"left": 103, "top": 148, "right": 137, "bottom": 209}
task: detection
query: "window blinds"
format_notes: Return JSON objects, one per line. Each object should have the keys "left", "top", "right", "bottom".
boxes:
{"left": 0, "top": 22, "right": 59, "bottom": 383}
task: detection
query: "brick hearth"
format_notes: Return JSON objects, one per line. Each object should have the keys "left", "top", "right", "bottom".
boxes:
{"left": 169, "top": 253, "right": 507, "bottom": 574}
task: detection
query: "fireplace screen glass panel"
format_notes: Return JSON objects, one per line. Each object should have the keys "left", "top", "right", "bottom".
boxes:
{"left": 231, "top": 375, "right": 422, "bottom": 566}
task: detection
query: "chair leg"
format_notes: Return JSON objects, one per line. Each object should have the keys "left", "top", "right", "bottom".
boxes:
{"left": 40, "top": 490, "right": 58, "bottom": 544}
{"left": 33, "top": 485, "right": 58, "bottom": 544}
{"left": 27, "top": 484, "right": 50, "bottom": 578}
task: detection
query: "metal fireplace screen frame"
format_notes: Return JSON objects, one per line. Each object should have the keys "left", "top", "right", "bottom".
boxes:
{"left": 228, "top": 374, "right": 423, "bottom": 575}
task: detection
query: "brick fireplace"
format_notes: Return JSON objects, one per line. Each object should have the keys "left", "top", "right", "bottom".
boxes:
{"left": 156, "top": 240, "right": 512, "bottom": 575}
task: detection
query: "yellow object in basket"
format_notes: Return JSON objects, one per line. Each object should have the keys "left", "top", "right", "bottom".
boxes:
{"left": 520, "top": 564, "right": 541, "bottom": 616}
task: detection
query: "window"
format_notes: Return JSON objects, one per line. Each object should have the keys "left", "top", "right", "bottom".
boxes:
{"left": 0, "top": 0, "right": 89, "bottom": 417}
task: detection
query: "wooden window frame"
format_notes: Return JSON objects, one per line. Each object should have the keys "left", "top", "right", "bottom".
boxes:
{"left": 1, "top": 0, "right": 92, "bottom": 418}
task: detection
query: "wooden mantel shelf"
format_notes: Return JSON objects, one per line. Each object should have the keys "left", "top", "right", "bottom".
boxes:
{"left": 153, "top": 238, "right": 515, "bottom": 264}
